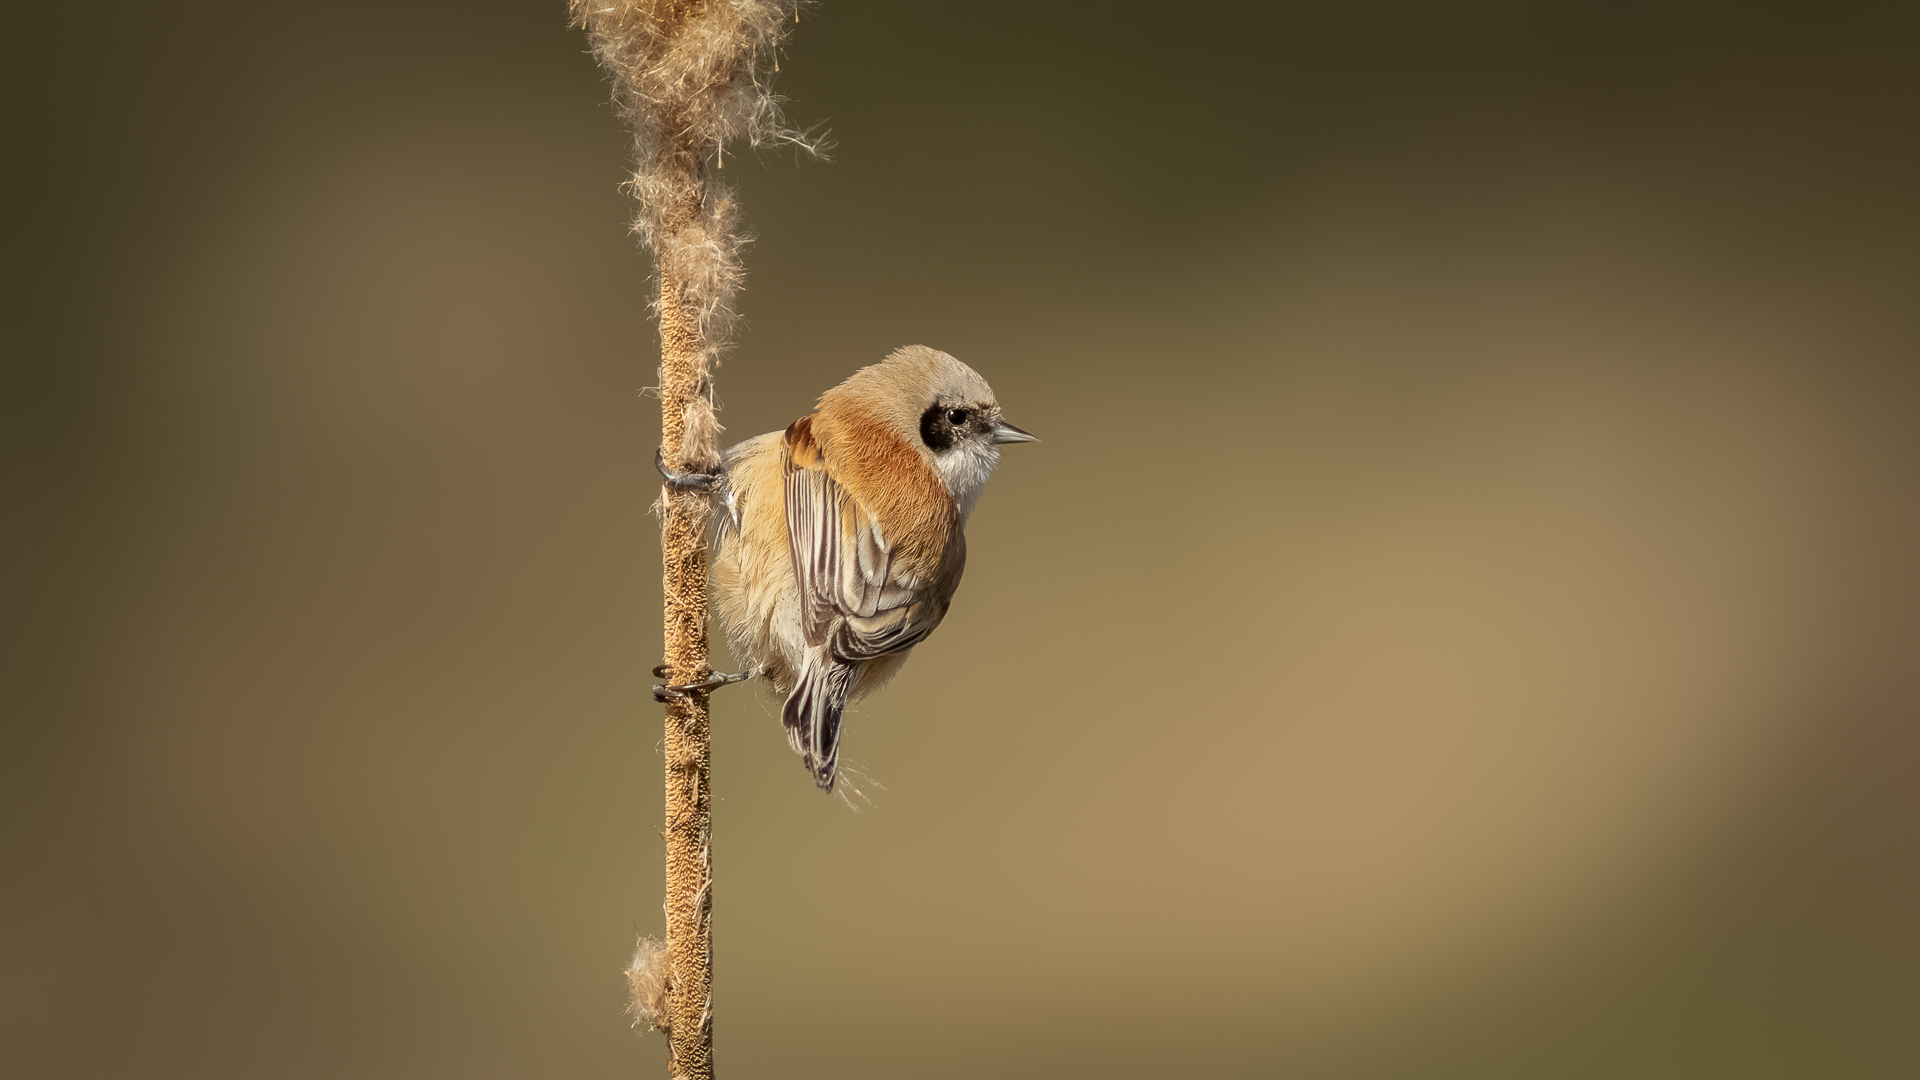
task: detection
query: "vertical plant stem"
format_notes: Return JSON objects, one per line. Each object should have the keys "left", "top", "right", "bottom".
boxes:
{"left": 657, "top": 269, "right": 714, "bottom": 1078}
{"left": 571, "top": 3, "right": 817, "bottom": 1073}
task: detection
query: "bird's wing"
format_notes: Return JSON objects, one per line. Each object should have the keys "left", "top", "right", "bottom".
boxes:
{"left": 782, "top": 418, "right": 950, "bottom": 663}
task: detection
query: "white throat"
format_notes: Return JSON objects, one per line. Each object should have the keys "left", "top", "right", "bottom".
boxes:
{"left": 935, "top": 441, "right": 1000, "bottom": 523}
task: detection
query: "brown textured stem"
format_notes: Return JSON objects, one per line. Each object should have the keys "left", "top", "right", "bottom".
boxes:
{"left": 571, "top": 2, "right": 816, "bottom": 1073}
{"left": 657, "top": 270, "right": 714, "bottom": 1079}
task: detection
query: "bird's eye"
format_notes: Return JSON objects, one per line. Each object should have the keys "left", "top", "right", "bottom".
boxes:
{"left": 946, "top": 408, "right": 969, "bottom": 426}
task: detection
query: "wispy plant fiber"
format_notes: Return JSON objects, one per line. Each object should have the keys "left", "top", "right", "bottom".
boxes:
{"left": 571, "top": 0, "right": 820, "bottom": 418}
{"left": 626, "top": 935, "right": 671, "bottom": 1033}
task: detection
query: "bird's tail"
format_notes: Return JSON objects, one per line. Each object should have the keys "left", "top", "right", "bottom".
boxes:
{"left": 783, "top": 650, "right": 855, "bottom": 792}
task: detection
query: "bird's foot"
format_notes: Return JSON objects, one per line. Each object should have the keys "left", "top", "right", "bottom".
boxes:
{"left": 655, "top": 449, "right": 726, "bottom": 493}
{"left": 653, "top": 665, "right": 756, "bottom": 702}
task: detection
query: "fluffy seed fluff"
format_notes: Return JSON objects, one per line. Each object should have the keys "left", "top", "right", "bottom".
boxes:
{"left": 626, "top": 935, "right": 671, "bottom": 1033}
{"left": 569, "top": 0, "right": 824, "bottom": 380}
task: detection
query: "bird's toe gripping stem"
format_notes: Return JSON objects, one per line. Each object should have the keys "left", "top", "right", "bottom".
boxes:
{"left": 655, "top": 449, "right": 725, "bottom": 493}
{"left": 653, "top": 664, "right": 756, "bottom": 702}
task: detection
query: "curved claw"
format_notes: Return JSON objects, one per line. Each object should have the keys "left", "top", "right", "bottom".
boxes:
{"left": 653, "top": 668, "right": 756, "bottom": 703}
{"left": 656, "top": 448, "right": 724, "bottom": 493}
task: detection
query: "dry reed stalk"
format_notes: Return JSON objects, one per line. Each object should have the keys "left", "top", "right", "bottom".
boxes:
{"left": 569, "top": 2, "right": 817, "bottom": 1075}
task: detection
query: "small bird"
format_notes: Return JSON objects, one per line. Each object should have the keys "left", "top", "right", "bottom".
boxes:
{"left": 658, "top": 345, "right": 1034, "bottom": 791}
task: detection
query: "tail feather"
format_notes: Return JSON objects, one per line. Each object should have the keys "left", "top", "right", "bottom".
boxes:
{"left": 782, "top": 651, "right": 856, "bottom": 791}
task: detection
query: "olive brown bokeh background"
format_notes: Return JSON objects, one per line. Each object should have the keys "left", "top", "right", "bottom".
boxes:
{"left": 7, "top": 2, "right": 1918, "bottom": 1077}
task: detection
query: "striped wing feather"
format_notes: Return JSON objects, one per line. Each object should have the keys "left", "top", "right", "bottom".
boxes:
{"left": 782, "top": 445, "right": 943, "bottom": 661}
{"left": 779, "top": 416, "right": 959, "bottom": 789}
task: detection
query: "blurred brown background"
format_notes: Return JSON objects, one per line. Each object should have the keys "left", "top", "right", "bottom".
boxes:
{"left": 6, "top": 1, "right": 1918, "bottom": 1076}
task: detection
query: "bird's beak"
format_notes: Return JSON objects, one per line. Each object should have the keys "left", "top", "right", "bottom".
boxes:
{"left": 991, "top": 419, "right": 1039, "bottom": 444}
